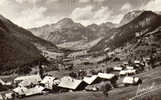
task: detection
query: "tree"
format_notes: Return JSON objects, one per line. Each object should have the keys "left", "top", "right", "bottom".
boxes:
{"left": 17, "top": 66, "right": 31, "bottom": 75}
{"left": 102, "top": 82, "right": 112, "bottom": 96}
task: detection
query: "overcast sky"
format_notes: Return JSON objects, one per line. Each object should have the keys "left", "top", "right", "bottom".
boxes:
{"left": 0, "top": 0, "right": 161, "bottom": 28}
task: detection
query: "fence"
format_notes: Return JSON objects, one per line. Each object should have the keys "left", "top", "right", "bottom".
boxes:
{"left": 129, "top": 82, "right": 161, "bottom": 100}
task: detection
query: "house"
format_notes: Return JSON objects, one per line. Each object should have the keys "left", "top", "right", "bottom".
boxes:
{"left": 4, "top": 92, "right": 14, "bottom": 100}
{"left": 0, "top": 94, "right": 3, "bottom": 100}
{"left": 104, "top": 47, "right": 110, "bottom": 52}
{"left": 13, "top": 85, "right": 45, "bottom": 97}
{"left": 13, "top": 86, "right": 28, "bottom": 96}
{"left": 123, "top": 76, "right": 142, "bottom": 86}
{"left": 98, "top": 73, "right": 118, "bottom": 87}
{"left": 113, "top": 66, "right": 123, "bottom": 71}
{"left": 123, "top": 61, "right": 128, "bottom": 64}
{"left": 23, "top": 85, "right": 45, "bottom": 96}
{"left": 83, "top": 75, "right": 101, "bottom": 85}
{"left": 119, "top": 69, "right": 136, "bottom": 76}
{"left": 98, "top": 73, "right": 115, "bottom": 80}
{"left": 58, "top": 76, "right": 87, "bottom": 90}
{"left": 107, "top": 52, "right": 115, "bottom": 57}
{"left": 134, "top": 60, "right": 140, "bottom": 64}
{"left": 0, "top": 79, "right": 6, "bottom": 85}
{"left": 126, "top": 66, "right": 134, "bottom": 70}
{"left": 40, "top": 76, "right": 55, "bottom": 90}
{"left": 85, "top": 85, "right": 98, "bottom": 91}
{"left": 14, "top": 74, "right": 42, "bottom": 87}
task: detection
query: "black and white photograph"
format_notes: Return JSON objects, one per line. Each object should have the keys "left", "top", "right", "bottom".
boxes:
{"left": 0, "top": 0, "right": 161, "bottom": 100}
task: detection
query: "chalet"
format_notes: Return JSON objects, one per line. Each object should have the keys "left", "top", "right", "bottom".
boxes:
{"left": 83, "top": 75, "right": 101, "bottom": 85}
{"left": 13, "top": 85, "right": 45, "bottom": 97}
{"left": 123, "top": 76, "right": 142, "bottom": 86}
{"left": 14, "top": 74, "right": 42, "bottom": 87}
{"left": 58, "top": 76, "right": 87, "bottom": 90}
{"left": 40, "top": 76, "right": 56, "bottom": 90}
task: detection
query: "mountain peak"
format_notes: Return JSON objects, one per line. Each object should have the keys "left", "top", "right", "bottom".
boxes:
{"left": 57, "top": 18, "right": 74, "bottom": 25}
{"left": 87, "top": 24, "right": 98, "bottom": 28}
{"left": 141, "top": 10, "right": 159, "bottom": 16}
{"left": 120, "top": 10, "right": 143, "bottom": 25}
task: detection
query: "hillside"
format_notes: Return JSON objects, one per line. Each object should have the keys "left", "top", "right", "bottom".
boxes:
{"left": 86, "top": 22, "right": 116, "bottom": 38}
{"left": 0, "top": 19, "right": 45, "bottom": 74}
{"left": 90, "top": 11, "right": 161, "bottom": 53}
{"left": 0, "top": 15, "right": 59, "bottom": 52}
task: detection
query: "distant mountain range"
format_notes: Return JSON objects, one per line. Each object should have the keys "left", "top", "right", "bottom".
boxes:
{"left": 29, "top": 18, "right": 116, "bottom": 46}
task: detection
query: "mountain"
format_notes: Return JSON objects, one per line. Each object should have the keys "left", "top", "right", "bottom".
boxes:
{"left": 90, "top": 11, "right": 161, "bottom": 52}
{"left": 30, "top": 18, "right": 116, "bottom": 46}
{"left": 30, "top": 18, "right": 95, "bottom": 44}
{"left": 0, "top": 15, "right": 59, "bottom": 52}
{"left": 0, "top": 17, "right": 46, "bottom": 74}
{"left": 101, "top": 22, "right": 117, "bottom": 28}
{"left": 120, "top": 10, "right": 143, "bottom": 26}
{"left": 86, "top": 22, "right": 116, "bottom": 38}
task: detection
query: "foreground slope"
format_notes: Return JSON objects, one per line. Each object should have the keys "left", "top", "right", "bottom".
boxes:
{"left": 0, "top": 19, "right": 45, "bottom": 74}
{"left": 0, "top": 15, "right": 59, "bottom": 52}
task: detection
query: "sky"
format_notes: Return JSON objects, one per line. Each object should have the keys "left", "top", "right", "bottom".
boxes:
{"left": 0, "top": 0, "right": 161, "bottom": 28}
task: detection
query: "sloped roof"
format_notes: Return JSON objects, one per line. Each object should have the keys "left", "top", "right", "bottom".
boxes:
{"left": 119, "top": 70, "right": 136, "bottom": 75}
{"left": 0, "top": 79, "right": 6, "bottom": 85}
{"left": 24, "top": 85, "right": 44, "bottom": 96}
{"left": 41, "top": 76, "right": 55, "bottom": 84}
{"left": 40, "top": 76, "right": 55, "bottom": 90}
{"left": 123, "top": 76, "right": 139, "bottom": 84}
{"left": 13, "top": 86, "right": 28, "bottom": 95}
{"left": 113, "top": 67, "right": 123, "bottom": 71}
{"left": 123, "top": 61, "right": 128, "bottom": 65}
{"left": 98, "top": 73, "right": 115, "bottom": 80}
{"left": 14, "top": 74, "right": 42, "bottom": 87}
{"left": 13, "top": 85, "right": 44, "bottom": 96}
{"left": 134, "top": 60, "right": 140, "bottom": 64}
{"left": 126, "top": 66, "right": 134, "bottom": 70}
{"left": 58, "top": 76, "right": 83, "bottom": 90}
{"left": 83, "top": 75, "right": 98, "bottom": 85}
{"left": 0, "top": 94, "right": 3, "bottom": 100}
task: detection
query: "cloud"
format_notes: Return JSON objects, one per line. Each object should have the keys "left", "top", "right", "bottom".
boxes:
{"left": 1, "top": 0, "right": 148, "bottom": 29}
{"left": 93, "top": 0, "right": 105, "bottom": 2}
{"left": 142, "top": 0, "right": 161, "bottom": 11}
{"left": 79, "top": 0, "right": 91, "bottom": 3}
{"left": 0, "top": 0, "right": 62, "bottom": 28}
{"left": 70, "top": 5, "right": 122, "bottom": 26}
{"left": 70, "top": 6, "right": 93, "bottom": 20}
{"left": 13, "top": 6, "right": 61, "bottom": 28}
{"left": 46, "top": 0, "right": 59, "bottom": 4}
{"left": 0, "top": 0, "right": 19, "bottom": 19}
{"left": 15, "top": 0, "right": 41, "bottom": 4}
{"left": 79, "top": 0, "right": 105, "bottom": 3}
{"left": 121, "top": 3, "right": 132, "bottom": 11}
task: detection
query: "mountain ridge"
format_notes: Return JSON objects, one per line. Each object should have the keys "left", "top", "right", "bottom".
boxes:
{"left": 89, "top": 11, "right": 161, "bottom": 52}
